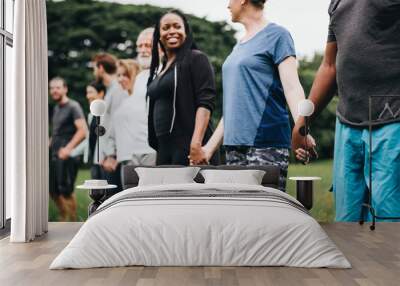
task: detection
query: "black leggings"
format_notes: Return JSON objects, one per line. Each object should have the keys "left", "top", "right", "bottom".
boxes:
{"left": 156, "top": 134, "right": 191, "bottom": 165}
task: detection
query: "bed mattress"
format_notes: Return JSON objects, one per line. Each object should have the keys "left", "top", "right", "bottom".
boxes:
{"left": 50, "top": 183, "right": 351, "bottom": 269}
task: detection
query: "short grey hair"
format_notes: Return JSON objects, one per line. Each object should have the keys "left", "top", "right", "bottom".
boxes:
{"left": 138, "top": 27, "right": 155, "bottom": 39}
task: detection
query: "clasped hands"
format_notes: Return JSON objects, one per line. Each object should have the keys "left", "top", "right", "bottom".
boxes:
{"left": 101, "top": 156, "right": 118, "bottom": 172}
{"left": 291, "top": 120, "right": 318, "bottom": 164}
{"left": 189, "top": 121, "right": 319, "bottom": 165}
{"left": 188, "top": 142, "right": 212, "bottom": 166}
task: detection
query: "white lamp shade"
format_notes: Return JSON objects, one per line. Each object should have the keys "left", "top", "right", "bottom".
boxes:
{"left": 90, "top": 99, "right": 107, "bottom": 116}
{"left": 298, "top": 99, "right": 315, "bottom": 117}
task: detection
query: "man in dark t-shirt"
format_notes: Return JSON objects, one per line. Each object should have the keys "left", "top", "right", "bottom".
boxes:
{"left": 49, "top": 77, "right": 87, "bottom": 221}
{"left": 292, "top": 0, "right": 400, "bottom": 221}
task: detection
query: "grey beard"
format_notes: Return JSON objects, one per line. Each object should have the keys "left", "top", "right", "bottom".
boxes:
{"left": 137, "top": 56, "right": 151, "bottom": 69}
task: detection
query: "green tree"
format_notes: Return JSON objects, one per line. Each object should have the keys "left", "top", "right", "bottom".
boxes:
{"left": 47, "top": 0, "right": 336, "bottom": 159}
{"left": 47, "top": 0, "right": 236, "bottom": 119}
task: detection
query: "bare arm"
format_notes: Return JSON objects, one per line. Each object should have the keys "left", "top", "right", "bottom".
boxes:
{"left": 189, "top": 107, "right": 211, "bottom": 162}
{"left": 58, "top": 118, "right": 87, "bottom": 160}
{"left": 202, "top": 118, "right": 224, "bottom": 161}
{"left": 308, "top": 42, "right": 338, "bottom": 120}
{"left": 278, "top": 56, "right": 306, "bottom": 122}
{"left": 292, "top": 42, "right": 338, "bottom": 154}
{"left": 102, "top": 121, "right": 118, "bottom": 172}
{"left": 66, "top": 118, "right": 87, "bottom": 150}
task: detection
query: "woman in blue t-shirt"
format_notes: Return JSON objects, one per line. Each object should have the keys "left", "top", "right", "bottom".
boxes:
{"left": 191, "top": 0, "right": 314, "bottom": 191}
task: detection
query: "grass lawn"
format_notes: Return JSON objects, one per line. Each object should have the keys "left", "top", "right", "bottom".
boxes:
{"left": 49, "top": 160, "right": 335, "bottom": 222}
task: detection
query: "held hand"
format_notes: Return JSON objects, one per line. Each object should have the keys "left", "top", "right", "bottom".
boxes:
{"left": 292, "top": 120, "right": 306, "bottom": 151}
{"left": 200, "top": 145, "right": 213, "bottom": 165}
{"left": 102, "top": 157, "right": 117, "bottom": 172}
{"left": 108, "top": 157, "right": 118, "bottom": 171}
{"left": 188, "top": 143, "right": 209, "bottom": 165}
{"left": 292, "top": 122, "right": 318, "bottom": 164}
{"left": 58, "top": 147, "right": 72, "bottom": 160}
{"left": 101, "top": 159, "right": 111, "bottom": 172}
{"left": 295, "top": 135, "right": 318, "bottom": 164}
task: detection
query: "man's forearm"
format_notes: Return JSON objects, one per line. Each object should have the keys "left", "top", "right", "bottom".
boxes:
{"left": 309, "top": 63, "right": 337, "bottom": 121}
{"left": 65, "top": 128, "right": 86, "bottom": 151}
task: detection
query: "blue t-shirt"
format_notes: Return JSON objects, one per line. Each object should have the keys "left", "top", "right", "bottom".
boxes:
{"left": 222, "top": 23, "right": 296, "bottom": 148}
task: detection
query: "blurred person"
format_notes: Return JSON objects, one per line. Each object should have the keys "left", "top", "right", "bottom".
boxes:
{"left": 136, "top": 28, "right": 154, "bottom": 69}
{"left": 147, "top": 10, "right": 218, "bottom": 165}
{"left": 49, "top": 77, "right": 87, "bottom": 221}
{"left": 117, "top": 59, "right": 141, "bottom": 95}
{"left": 105, "top": 28, "right": 157, "bottom": 178}
{"left": 92, "top": 53, "right": 129, "bottom": 192}
{"left": 195, "top": 0, "right": 312, "bottom": 191}
{"left": 71, "top": 81, "right": 107, "bottom": 179}
{"left": 292, "top": 0, "right": 400, "bottom": 221}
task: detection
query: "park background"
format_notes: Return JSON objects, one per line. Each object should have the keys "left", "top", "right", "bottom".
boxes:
{"left": 47, "top": 0, "right": 337, "bottom": 222}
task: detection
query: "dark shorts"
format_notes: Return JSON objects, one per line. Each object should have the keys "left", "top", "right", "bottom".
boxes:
{"left": 49, "top": 156, "right": 80, "bottom": 198}
{"left": 225, "top": 146, "right": 289, "bottom": 191}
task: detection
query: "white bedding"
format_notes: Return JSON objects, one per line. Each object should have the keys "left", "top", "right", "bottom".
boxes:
{"left": 50, "top": 183, "right": 351, "bottom": 269}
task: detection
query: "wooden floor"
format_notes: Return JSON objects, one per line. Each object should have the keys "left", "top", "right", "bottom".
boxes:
{"left": 0, "top": 222, "right": 399, "bottom": 286}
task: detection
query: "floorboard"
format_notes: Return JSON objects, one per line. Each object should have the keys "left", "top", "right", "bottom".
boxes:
{"left": 0, "top": 222, "right": 399, "bottom": 286}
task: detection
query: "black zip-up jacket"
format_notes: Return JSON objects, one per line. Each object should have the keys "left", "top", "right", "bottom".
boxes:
{"left": 148, "top": 49, "right": 216, "bottom": 152}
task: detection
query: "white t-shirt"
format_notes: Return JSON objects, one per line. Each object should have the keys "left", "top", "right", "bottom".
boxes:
{"left": 107, "top": 70, "right": 156, "bottom": 162}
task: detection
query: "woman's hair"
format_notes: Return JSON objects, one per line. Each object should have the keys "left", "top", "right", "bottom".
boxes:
{"left": 147, "top": 9, "right": 198, "bottom": 87}
{"left": 87, "top": 80, "right": 106, "bottom": 95}
{"left": 250, "top": 0, "right": 267, "bottom": 9}
{"left": 117, "top": 59, "right": 141, "bottom": 94}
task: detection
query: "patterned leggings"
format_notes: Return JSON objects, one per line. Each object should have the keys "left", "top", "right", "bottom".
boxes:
{"left": 225, "top": 146, "right": 289, "bottom": 191}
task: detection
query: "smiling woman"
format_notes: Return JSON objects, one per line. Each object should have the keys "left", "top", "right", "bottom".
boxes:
{"left": 146, "top": 9, "right": 220, "bottom": 166}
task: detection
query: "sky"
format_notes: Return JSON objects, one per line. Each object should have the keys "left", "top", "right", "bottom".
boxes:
{"left": 103, "top": 0, "right": 332, "bottom": 57}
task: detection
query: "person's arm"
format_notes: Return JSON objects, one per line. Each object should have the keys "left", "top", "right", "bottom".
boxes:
{"left": 307, "top": 42, "right": 338, "bottom": 120}
{"left": 278, "top": 56, "right": 306, "bottom": 123}
{"left": 58, "top": 118, "right": 87, "bottom": 160}
{"left": 188, "top": 52, "right": 216, "bottom": 164}
{"left": 198, "top": 118, "right": 224, "bottom": 164}
{"left": 104, "top": 118, "right": 117, "bottom": 158}
{"left": 292, "top": 42, "right": 338, "bottom": 157}
{"left": 190, "top": 107, "right": 211, "bottom": 161}
{"left": 102, "top": 121, "right": 118, "bottom": 172}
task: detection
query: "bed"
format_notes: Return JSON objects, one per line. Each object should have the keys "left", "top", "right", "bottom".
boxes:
{"left": 50, "top": 165, "right": 350, "bottom": 269}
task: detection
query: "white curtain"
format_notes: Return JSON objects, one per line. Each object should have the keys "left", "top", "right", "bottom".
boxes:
{"left": 8, "top": 0, "right": 49, "bottom": 242}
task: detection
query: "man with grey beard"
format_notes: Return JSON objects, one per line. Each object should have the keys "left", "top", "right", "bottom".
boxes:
{"left": 136, "top": 28, "right": 154, "bottom": 70}
{"left": 104, "top": 28, "right": 157, "bottom": 182}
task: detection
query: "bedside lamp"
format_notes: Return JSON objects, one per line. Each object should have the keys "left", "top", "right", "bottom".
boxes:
{"left": 298, "top": 99, "right": 315, "bottom": 163}
{"left": 90, "top": 99, "right": 107, "bottom": 164}
{"left": 289, "top": 99, "right": 320, "bottom": 211}
{"left": 77, "top": 99, "right": 117, "bottom": 216}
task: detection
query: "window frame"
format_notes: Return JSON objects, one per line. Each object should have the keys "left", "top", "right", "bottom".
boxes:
{"left": 0, "top": 0, "right": 14, "bottom": 232}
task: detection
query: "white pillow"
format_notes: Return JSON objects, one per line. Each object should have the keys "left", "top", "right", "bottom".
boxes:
{"left": 200, "top": 169, "right": 266, "bottom": 185}
{"left": 135, "top": 167, "right": 201, "bottom": 186}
